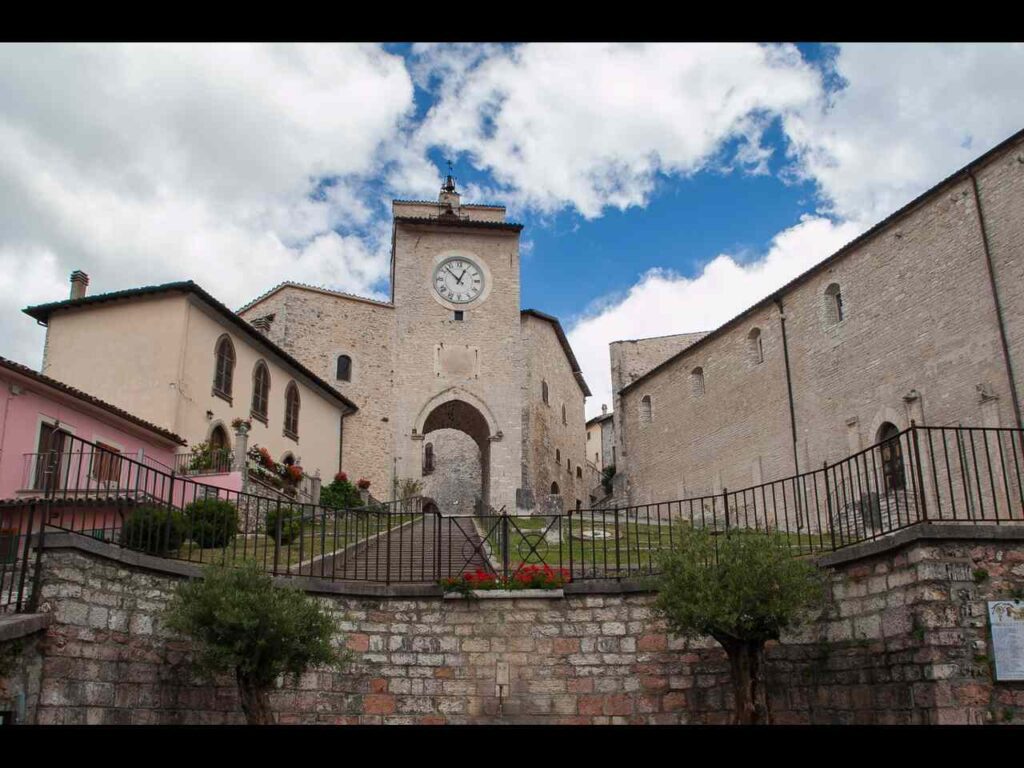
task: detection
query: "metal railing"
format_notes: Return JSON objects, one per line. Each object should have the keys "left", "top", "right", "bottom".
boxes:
{"left": 173, "top": 448, "right": 234, "bottom": 476}
{"left": 2, "top": 424, "right": 1021, "bottom": 607}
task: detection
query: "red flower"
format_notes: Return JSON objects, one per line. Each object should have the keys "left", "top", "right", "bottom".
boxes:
{"left": 357, "top": 478, "right": 371, "bottom": 490}
{"left": 335, "top": 471, "right": 348, "bottom": 483}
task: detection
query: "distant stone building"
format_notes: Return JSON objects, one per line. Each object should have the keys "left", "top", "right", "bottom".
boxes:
{"left": 237, "top": 176, "right": 591, "bottom": 513}
{"left": 614, "top": 128, "right": 1024, "bottom": 506}
{"left": 585, "top": 404, "right": 615, "bottom": 473}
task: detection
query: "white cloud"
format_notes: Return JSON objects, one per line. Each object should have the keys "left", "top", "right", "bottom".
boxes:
{"left": 412, "top": 43, "right": 822, "bottom": 218}
{"left": 569, "top": 216, "right": 863, "bottom": 418}
{"left": 784, "top": 43, "right": 1024, "bottom": 225}
{"left": 0, "top": 43, "right": 413, "bottom": 368}
{"left": 565, "top": 43, "right": 1024, "bottom": 418}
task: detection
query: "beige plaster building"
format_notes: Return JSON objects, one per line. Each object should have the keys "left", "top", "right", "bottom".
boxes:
{"left": 238, "top": 177, "right": 591, "bottom": 513}
{"left": 24, "top": 280, "right": 357, "bottom": 482}
{"left": 614, "top": 127, "right": 1024, "bottom": 506}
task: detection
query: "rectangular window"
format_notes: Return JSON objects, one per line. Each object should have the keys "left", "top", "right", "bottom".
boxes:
{"left": 453, "top": 310, "right": 464, "bottom": 321}
{"left": 91, "top": 442, "right": 122, "bottom": 484}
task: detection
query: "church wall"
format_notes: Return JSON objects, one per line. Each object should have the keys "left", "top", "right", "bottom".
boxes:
{"left": 618, "top": 136, "right": 1024, "bottom": 506}
{"left": 237, "top": 287, "right": 396, "bottom": 494}
{"left": 975, "top": 142, "right": 1024, "bottom": 425}
{"left": 619, "top": 306, "right": 792, "bottom": 505}
{"left": 610, "top": 332, "right": 706, "bottom": 501}
{"left": 521, "top": 314, "right": 589, "bottom": 511}
{"left": 390, "top": 222, "right": 523, "bottom": 513}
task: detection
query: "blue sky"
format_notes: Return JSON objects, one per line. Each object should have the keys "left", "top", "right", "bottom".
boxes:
{"left": 1, "top": 43, "right": 1023, "bottom": 416}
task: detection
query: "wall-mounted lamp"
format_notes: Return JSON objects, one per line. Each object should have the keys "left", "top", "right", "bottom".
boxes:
{"left": 206, "top": 410, "right": 214, "bottom": 421}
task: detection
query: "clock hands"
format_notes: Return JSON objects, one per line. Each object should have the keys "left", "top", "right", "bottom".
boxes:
{"left": 445, "top": 266, "right": 469, "bottom": 285}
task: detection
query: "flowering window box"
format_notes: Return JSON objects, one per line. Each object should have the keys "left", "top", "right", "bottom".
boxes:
{"left": 439, "top": 565, "right": 569, "bottom": 599}
{"left": 443, "top": 588, "right": 564, "bottom": 600}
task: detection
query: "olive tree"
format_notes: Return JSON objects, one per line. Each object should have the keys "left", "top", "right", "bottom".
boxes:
{"left": 651, "top": 527, "right": 827, "bottom": 724}
{"left": 164, "top": 561, "right": 349, "bottom": 724}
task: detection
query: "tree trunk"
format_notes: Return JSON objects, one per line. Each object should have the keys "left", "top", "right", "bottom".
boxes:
{"left": 716, "top": 636, "right": 770, "bottom": 725}
{"left": 236, "top": 670, "right": 273, "bottom": 725}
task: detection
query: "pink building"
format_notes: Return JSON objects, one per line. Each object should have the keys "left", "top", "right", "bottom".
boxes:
{"left": 0, "top": 356, "right": 186, "bottom": 539}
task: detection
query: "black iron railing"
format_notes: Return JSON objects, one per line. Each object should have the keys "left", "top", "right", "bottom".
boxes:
{"left": 2, "top": 424, "right": 1021, "bottom": 609}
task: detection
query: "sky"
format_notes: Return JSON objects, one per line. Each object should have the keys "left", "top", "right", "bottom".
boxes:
{"left": 1, "top": 43, "right": 1023, "bottom": 418}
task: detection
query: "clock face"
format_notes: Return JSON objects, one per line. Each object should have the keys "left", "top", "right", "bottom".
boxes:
{"left": 433, "top": 256, "right": 485, "bottom": 304}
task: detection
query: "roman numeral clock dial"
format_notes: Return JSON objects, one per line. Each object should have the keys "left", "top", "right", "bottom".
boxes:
{"left": 433, "top": 257, "right": 485, "bottom": 304}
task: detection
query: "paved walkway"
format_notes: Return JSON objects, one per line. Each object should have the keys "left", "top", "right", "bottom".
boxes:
{"left": 293, "top": 515, "right": 492, "bottom": 583}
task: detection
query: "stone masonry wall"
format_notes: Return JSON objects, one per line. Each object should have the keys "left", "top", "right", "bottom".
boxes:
{"left": 12, "top": 527, "right": 1024, "bottom": 725}
{"left": 618, "top": 133, "right": 1024, "bottom": 506}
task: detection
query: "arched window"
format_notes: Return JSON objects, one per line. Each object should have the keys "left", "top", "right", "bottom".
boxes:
{"left": 284, "top": 382, "right": 300, "bottom": 439}
{"left": 251, "top": 361, "right": 270, "bottom": 422}
{"left": 423, "top": 442, "right": 435, "bottom": 475}
{"left": 748, "top": 328, "right": 764, "bottom": 364}
{"left": 550, "top": 482, "right": 560, "bottom": 495}
{"left": 281, "top": 452, "right": 295, "bottom": 467}
{"left": 640, "top": 395, "right": 653, "bottom": 424}
{"left": 542, "top": 380, "right": 549, "bottom": 405}
{"left": 576, "top": 466, "right": 582, "bottom": 479}
{"left": 337, "top": 354, "right": 352, "bottom": 382}
{"left": 691, "top": 367, "right": 705, "bottom": 397}
{"left": 561, "top": 403, "right": 567, "bottom": 425}
{"left": 555, "top": 448, "right": 561, "bottom": 464}
{"left": 213, "top": 335, "right": 235, "bottom": 400}
{"left": 825, "top": 283, "right": 844, "bottom": 324}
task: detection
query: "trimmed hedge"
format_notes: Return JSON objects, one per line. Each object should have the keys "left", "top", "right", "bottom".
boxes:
{"left": 184, "top": 498, "right": 239, "bottom": 549}
{"left": 120, "top": 505, "right": 186, "bottom": 556}
{"left": 265, "top": 505, "right": 302, "bottom": 545}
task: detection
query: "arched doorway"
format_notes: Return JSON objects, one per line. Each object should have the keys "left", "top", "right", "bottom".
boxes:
{"left": 420, "top": 398, "right": 492, "bottom": 514}
{"left": 876, "top": 422, "right": 906, "bottom": 493}
{"left": 209, "top": 424, "right": 230, "bottom": 452}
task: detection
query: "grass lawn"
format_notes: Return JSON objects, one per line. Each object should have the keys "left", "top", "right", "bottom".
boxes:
{"left": 471, "top": 514, "right": 831, "bottom": 576}
{"left": 170, "top": 512, "right": 422, "bottom": 570}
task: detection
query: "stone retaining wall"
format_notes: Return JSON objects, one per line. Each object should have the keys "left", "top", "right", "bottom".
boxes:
{"left": 2, "top": 525, "right": 1022, "bottom": 724}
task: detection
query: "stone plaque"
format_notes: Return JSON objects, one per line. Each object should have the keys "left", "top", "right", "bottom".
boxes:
{"left": 988, "top": 600, "right": 1024, "bottom": 681}
{"left": 435, "top": 344, "right": 479, "bottom": 379}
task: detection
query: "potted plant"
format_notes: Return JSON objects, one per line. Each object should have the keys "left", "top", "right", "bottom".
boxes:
{"left": 231, "top": 417, "right": 252, "bottom": 435}
{"left": 356, "top": 477, "right": 371, "bottom": 504}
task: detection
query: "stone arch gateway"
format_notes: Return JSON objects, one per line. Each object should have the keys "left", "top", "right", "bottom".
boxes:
{"left": 415, "top": 395, "right": 495, "bottom": 513}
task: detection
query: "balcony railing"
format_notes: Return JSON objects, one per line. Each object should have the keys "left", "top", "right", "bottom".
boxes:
{"left": 172, "top": 448, "right": 234, "bottom": 476}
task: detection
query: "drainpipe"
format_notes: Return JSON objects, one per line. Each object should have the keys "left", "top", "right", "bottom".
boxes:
{"left": 775, "top": 295, "right": 801, "bottom": 475}
{"left": 968, "top": 170, "right": 1023, "bottom": 432}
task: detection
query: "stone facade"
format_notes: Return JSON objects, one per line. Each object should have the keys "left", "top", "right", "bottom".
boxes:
{"left": 616, "top": 130, "right": 1024, "bottom": 506}
{"left": 4, "top": 526, "right": 1022, "bottom": 725}
{"left": 238, "top": 187, "right": 590, "bottom": 514}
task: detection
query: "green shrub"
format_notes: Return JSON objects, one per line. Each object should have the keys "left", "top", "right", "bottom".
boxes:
{"left": 319, "top": 478, "right": 363, "bottom": 510}
{"left": 163, "top": 561, "right": 349, "bottom": 724}
{"left": 120, "top": 505, "right": 186, "bottom": 556}
{"left": 184, "top": 498, "right": 239, "bottom": 549}
{"left": 265, "top": 504, "right": 302, "bottom": 545}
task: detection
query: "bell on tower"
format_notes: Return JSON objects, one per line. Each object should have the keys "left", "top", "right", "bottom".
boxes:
{"left": 439, "top": 159, "right": 461, "bottom": 217}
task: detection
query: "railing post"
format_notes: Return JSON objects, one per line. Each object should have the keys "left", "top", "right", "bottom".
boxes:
{"left": 613, "top": 507, "right": 621, "bottom": 578}
{"left": 501, "top": 509, "right": 510, "bottom": 582}
{"left": 910, "top": 420, "right": 929, "bottom": 523}
{"left": 385, "top": 503, "right": 392, "bottom": 587}
{"left": 17, "top": 502, "right": 37, "bottom": 613}
{"left": 824, "top": 461, "right": 836, "bottom": 551}
{"left": 272, "top": 499, "right": 282, "bottom": 576}
{"left": 722, "top": 488, "right": 730, "bottom": 530}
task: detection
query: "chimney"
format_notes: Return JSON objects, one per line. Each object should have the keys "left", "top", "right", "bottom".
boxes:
{"left": 601, "top": 404, "right": 608, "bottom": 415}
{"left": 69, "top": 270, "right": 89, "bottom": 300}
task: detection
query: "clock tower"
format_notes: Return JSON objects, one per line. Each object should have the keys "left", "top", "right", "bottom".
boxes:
{"left": 389, "top": 175, "right": 525, "bottom": 513}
